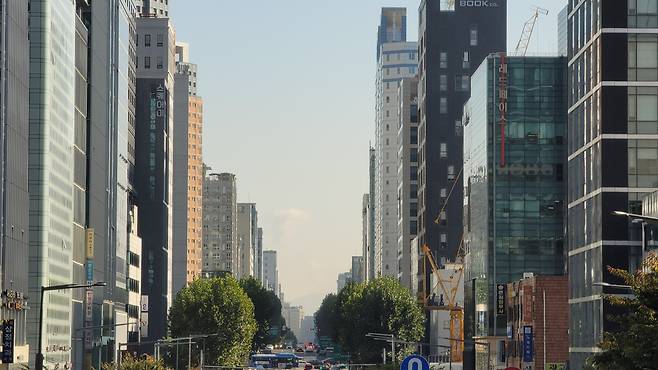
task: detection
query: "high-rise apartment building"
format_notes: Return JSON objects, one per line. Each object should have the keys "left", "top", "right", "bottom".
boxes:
{"left": 135, "top": 15, "right": 176, "bottom": 349}
{"left": 368, "top": 147, "right": 376, "bottom": 280}
{"left": 126, "top": 205, "right": 143, "bottom": 354}
{"left": 263, "top": 250, "right": 279, "bottom": 296}
{"left": 256, "top": 227, "right": 264, "bottom": 282}
{"left": 351, "top": 256, "right": 364, "bottom": 283}
{"left": 203, "top": 173, "right": 239, "bottom": 275}
{"left": 0, "top": 0, "right": 30, "bottom": 365}
{"left": 463, "top": 55, "right": 567, "bottom": 369}
{"left": 337, "top": 272, "right": 351, "bottom": 292}
{"left": 397, "top": 76, "right": 419, "bottom": 292}
{"left": 135, "top": 0, "right": 169, "bottom": 17}
{"left": 281, "top": 304, "right": 304, "bottom": 341}
{"left": 566, "top": 1, "right": 658, "bottom": 367}
{"left": 27, "top": 0, "right": 77, "bottom": 367}
{"left": 172, "top": 42, "right": 203, "bottom": 295}
{"left": 361, "top": 194, "right": 370, "bottom": 282}
{"left": 237, "top": 203, "right": 258, "bottom": 278}
{"left": 375, "top": 8, "right": 418, "bottom": 278}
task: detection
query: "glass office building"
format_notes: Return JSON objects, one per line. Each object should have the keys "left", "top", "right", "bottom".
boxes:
{"left": 463, "top": 55, "right": 567, "bottom": 368}
{"left": 567, "top": 1, "right": 658, "bottom": 367}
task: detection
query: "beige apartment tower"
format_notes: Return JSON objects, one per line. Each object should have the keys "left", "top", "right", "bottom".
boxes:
{"left": 173, "top": 42, "right": 203, "bottom": 294}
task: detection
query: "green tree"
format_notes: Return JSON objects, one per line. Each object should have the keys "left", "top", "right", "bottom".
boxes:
{"left": 103, "top": 354, "right": 170, "bottom": 370}
{"left": 169, "top": 276, "right": 257, "bottom": 367}
{"left": 332, "top": 278, "right": 425, "bottom": 363}
{"left": 588, "top": 255, "right": 658, "bottom": 369}
{"left": 239, "top": 277, "right": 284, "bottom": 348}
{"left": 314, "top": 293, "right": 339, "bottom": 341}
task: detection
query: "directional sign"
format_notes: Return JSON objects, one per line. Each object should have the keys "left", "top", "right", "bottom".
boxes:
{"left": 401, "top": 355, "right": 429, "bottom": 370}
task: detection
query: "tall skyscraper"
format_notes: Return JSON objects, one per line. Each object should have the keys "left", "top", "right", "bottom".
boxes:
{"left": 263, "top": 250, "right": 279, "bottom": 296}
{"left": 0, "top": 0, "right": 30, "bottom": 365}
{"left": 351, "top": 256, "right": 364, "bottom": 283}
{"left": 76, "top": 1, "right": 139, "bottom": 366}
{"left": 397, "top": 76, "right": 419, "bottom": 292}
{"left": 557, "top": 5, "right": 568, "bottom": 57}
{"left": 361, "top": 194, "right": 370, "bottom": 282}
{"left": 368, "top": 147, "right": 377, "bottom": 280}
{"left": 172, "top": 42, "right": 203, "bottom": 295}
{"left": 336, "top": 272, "right": 351, "bottom": 292}
{"left": 375, "top": 8, "right": 418, "bottom": 278}
{"left": 237, "top": 203, "right": 258, "bottom": 278}
{"left": 27, "top": 0, "right": 77, "bottom": 367}
{"left": 256, "top": 227, "right": 264, "bottom": 282}
{"left": 463, "top": 55, "right": 567, "bottom": 368}
{"left": 566, "top": 1, "right": 658, "bottom": 367}
{"left": 134, "top": 15, "right": 176, "bottom": 349}
{"left": 203, "top": 173, "right": 239, "bottom": 275}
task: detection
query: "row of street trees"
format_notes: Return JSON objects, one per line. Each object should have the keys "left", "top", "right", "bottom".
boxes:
{"left": 314, "top": 277, "right": 425, "bottom": 363}
{"left": 166, "top": 276, "right": 287, "bottom": 368}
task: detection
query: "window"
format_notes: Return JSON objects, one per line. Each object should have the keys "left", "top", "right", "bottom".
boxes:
{"left": 455, "top": 120, "right": 463, "bottom": 136}
{"left": 440, "top": 75, "right": 448, "bottom": 91}
{"left": 386, "top": 96, "right": 390, "bottom": 103}
{"left": 440, "top": 52, "right": 448, "bottom": 68}
{"left": 440, "top": 0, "right": 455, "bottom": 11}
{"left": 440, "top": 188, "right": 447, "bottom": 198}
{"left": 144, "top": 56, "right": 151, "bottom": 69}
{"left": 470, "top": 26, "right": 478, "bottom": 46}
{"left": 144, "top": 34, "right": 151, "bottom": 47}
{"left": 440, "top": 143, "right": 447, "bottom": 158}
{"left": 386, "top": 54, "right": 390, "bottom": 62}
{"left": 448, "top": 166, "right": 455, "bottom": 180}
{"left": 455, "top": 75, "right": 470, "bottom": 92}
{"left": 156, "top": 56, "right": 163, "bottom": 69}
{"left": 157, "top": 33, "right": 164, "bottom": 47}
{"left": 463, "top": 52, "right": 470, "bottom": 69}
{"left": 386, "top": 110, "right": 390, "bottom": 118}
{"left": 637, "top": 41, "right": 658, "bottom": 68}
{"left": 440, "top": 97, "right": 448, "bottom": 114}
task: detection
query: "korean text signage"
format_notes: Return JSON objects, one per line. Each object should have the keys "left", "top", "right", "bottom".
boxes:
{"left": 148, "top": 84, "right": 167, "bottom": 200}
{"left": 2, "top": 319, "right": 14, "bottom": 363}
{"left": 496, "top": 284, "right": 506, "bottom": 315}
{"left": 522, "top": 325, "right": 533, "bottom": 363}
{"left": 498, "top": 53, "right": 508, "bottom": 168}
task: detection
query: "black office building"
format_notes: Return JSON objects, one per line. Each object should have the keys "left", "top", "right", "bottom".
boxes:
{"left": 416, "top": 1, "right": 506, "bottom": 366}
{"left": 566, "top": 0, "right": 658, "bottom": 368}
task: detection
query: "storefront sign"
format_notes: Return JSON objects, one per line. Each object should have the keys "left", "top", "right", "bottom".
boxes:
{"left": 2, "top": 320, "right": 14, "bottom": 363}
{"left": 522, "top": 325, "right": 533, "bottom": 362}
{"left": 496, "top": 284, "right": 506, "bottom": 315}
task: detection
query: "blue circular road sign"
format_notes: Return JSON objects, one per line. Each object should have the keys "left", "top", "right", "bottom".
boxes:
{"left": 400, "top": 354, "right": 430, "bottom": 370}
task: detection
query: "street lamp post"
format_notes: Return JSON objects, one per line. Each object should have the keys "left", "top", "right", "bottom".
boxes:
{"left": 35, "top": 282, "right": 107, "bottom": 370}
{"left": 612, "top": 210, "right": 658, "bottom": 262}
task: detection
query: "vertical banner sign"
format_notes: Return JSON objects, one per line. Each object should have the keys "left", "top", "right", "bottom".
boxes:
{"left": 2, "top": 319, "right": 14, "bottom": 363}
{"left": 140, "top": 295, "right": 149, "bottom": 338}
{"left": 85, "top": 228, "right": 95, "bottom": 349}
{"left": 522, "top": 325, "right": 533, "bottom": 363}
{"left": 85, "top": 228, "right": 94, "bottom": 258}
{"left": 498, "top": 52, "right": 508, "bottom": 168}
{"left": 496, "top": 284, "right": 506, "bottom": 315}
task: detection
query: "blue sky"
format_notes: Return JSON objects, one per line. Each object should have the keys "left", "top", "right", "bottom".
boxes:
{"left": 170, "top": 0, "right": 567, "bottom": 313}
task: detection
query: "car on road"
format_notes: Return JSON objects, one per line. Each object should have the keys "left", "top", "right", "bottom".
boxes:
{"left": 295, "top": 348, "right": 304, "bottom": 353}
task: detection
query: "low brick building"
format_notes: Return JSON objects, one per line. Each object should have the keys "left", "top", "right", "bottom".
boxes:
{"left": 505, "top": 275, "right": 568, "bottom": 370}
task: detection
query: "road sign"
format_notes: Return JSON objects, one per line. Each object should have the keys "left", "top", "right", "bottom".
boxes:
{"left": 401, "top": 354, "right": 429, "bottom": 370}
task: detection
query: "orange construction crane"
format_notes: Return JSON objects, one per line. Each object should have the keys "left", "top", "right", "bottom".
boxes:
{"left": 421, "top": 242, "right": 464, "bottom": 363}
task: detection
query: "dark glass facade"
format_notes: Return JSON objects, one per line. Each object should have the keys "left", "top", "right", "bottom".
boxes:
{"left": 567, "top": 0, "right": 657, "bottom": 368}
{"left": 463, "top": 56, "right": 567, "bottom": 347}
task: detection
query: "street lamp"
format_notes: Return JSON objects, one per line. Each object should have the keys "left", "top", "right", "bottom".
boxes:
{"left": 366, "top": 333, "right": 396, "bottom": 364}
{"left": 36, "top": 282, "right": 107, "bottom": 370}
{"left": 612, "top": 210, "right": 658, "bottom": 264}
{"left": 593, "top": 282, "right": 632, "bottom": 290}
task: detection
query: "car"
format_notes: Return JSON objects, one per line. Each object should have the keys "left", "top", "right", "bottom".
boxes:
{"left": 295, "top": 348, "right": 305, "bottom": 353}
{"left": 304, "top": 363, "right": 313, "bottom": 370}
{"left": 286, "top": 345, "right": 293, "bottom": 350}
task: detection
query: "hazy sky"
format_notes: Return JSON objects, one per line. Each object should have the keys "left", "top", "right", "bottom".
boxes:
{"left": 170, "top": 0, "right": 567, "bottom": 314}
